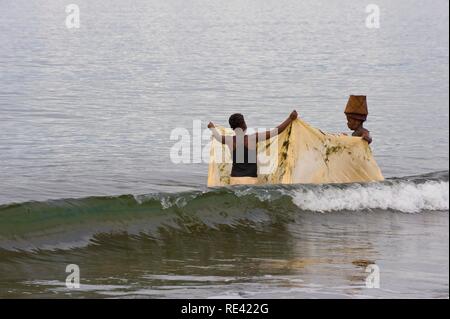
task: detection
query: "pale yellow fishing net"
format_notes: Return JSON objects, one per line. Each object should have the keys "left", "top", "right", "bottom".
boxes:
{"left": 207, "top": 119, "right": 384, "bottom": 186}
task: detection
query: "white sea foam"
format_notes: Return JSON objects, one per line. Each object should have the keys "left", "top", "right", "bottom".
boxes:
{"left": 291, "top": 181, "right": 449, "bottom": 213}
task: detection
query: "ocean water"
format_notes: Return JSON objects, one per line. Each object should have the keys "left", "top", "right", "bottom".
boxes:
{"left": 0, "top": 0, "right": 448, "bottom": 298}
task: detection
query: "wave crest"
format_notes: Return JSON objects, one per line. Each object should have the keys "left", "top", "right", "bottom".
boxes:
{"left": 0, "top": 171, "right": 448, "bottom": 252}
{"left": 291, "top": 180, "right": 449, "bottom": 213}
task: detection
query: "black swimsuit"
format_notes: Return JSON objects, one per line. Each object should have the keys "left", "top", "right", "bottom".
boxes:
{"left": 231, "top": 144, "right": 257, "bottom": 177}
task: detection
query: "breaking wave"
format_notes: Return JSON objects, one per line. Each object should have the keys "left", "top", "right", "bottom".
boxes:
{"left": 0, "top": 171, "right": 447, "bottom": 252}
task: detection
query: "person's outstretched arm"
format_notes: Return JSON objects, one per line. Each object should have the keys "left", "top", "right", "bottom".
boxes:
{"left": 361, "top": 129, "right": 372, "bottom": 144}
{"left": 208, "top": 122, "right": 233, "bottom": 146}
{"left": 256, "top": 110, "right": 298, "bottom": 142}
{"left": 208, "top": 122, "right": 224, "bottom": 143}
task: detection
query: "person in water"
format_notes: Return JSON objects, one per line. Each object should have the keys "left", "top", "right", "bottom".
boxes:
{"left": 208, "top": 110, "right": 298, "bottom": 185}
{"left": 344, "top": 95, "right": 372, "bottom": 144}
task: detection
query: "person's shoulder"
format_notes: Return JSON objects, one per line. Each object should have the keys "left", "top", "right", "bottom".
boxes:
{"left": 351, "top": 127, "right": 370, "bottom": 137}
{"left": 356, "top": 127, "right": 370, "bottom": 134}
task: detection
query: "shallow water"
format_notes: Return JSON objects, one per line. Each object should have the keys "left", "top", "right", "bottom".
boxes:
{"left": 0, "top": 0, "right": 449, "bottom": 298}
{"left": 0, "top": 172, "right": 448, "bottom": 298}
{"left": 2, "top": 209, "right": 448, "bottom": 299}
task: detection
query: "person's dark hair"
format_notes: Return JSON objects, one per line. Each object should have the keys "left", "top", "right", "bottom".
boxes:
{"left": 229, "top": 113, "right": 245, "bottom": 130}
